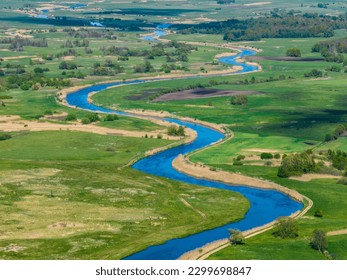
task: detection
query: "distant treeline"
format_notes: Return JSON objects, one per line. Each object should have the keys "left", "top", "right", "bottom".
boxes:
{"left": 0, "top": 72, "right": 71, "bottom": 91}
{"left": 174, "top": 13, "right": 347, "bottom": 41}
{"left": 100, "top": 41, "right": 197, "bottom": 62}
{"left": 1, "top": 16, "right": 154, "bottom": 31}
{"left": 0, "top": 37, "right": 48, "bottom": 52}
{"left": 63, "top": 28, "right": 118, "bottom": 39}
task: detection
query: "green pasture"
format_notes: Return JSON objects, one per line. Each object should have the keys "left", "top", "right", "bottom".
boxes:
{"left": 204, "top": 164, "right": 347, "bottom": 259}
{"left": 0, "top": 131, "right": 249, "bottom": 259}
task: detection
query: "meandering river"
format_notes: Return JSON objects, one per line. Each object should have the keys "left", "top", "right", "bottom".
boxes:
{"left": 65, "top": 25, "right": 303, "bottom": 260}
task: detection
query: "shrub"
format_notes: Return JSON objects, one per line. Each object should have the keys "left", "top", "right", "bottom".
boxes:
{"left": 274, "top": 217, "right": 298, "bottom": 239}
{"left": 286, "top": 48, "right": 301, "bottom": 57}
{"left": 260, "top": 152, "right": 273, "bottom": 160}
{"left": 337, "top": 177, "right": 347, "bottom": 185}
{"left": 314, "top": 209, "right": 324, "bottom": 218}
{"left": 236, "top": 155, "right": 245, "bottom": 161}
{"left": 311, "top": 230, "right": 327, "bottom": 253}
{"left": 81, "top": 118, "right": 91, "bottom": 124}
{"left": 104, "top": 114, "right": 118, "bottom": 121}
{"left": 230, "top": 95, "right": 248, "bottom": 105}
{"left": 59, "top": 61, "right": 77, "bottom": 70}
{"left": 228, "top": 229, "right": 245, "bottom": 245}
{"left": 86, "top": 113, "right": 100, "bottom": 122}
{"left": 65, "top": 113, "right": 77, "bottom": 121}
{"left": 274, "top": 153, "right": 281, "bottom": 159}
{"left": 304, "top": 69, "right": 323, "bottom": 78}
{"left": 44, "top": 110, "right": 53, "bottom": 115}
{"left": 0, "top": 133, "right": 12, "bottom": 141}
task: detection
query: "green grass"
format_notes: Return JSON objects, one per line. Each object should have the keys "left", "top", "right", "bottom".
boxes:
{"left": 97, "top": 116, "right": 162, "bottom": 132}
{"left": 92, "top": 69, "right": 347, "bottom": 142}
{"left": 191, "top": 132, "right": 310, "bottom": 165}
{"left": 0, "top": 130, "right": 250, "bottom": 259}
{"left": 203, "top": 164, "right": 347, "bottom": 260}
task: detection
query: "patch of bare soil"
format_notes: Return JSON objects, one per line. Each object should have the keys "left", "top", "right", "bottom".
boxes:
{"left": 290, "top": 174, "right": 342, "bottom": 182}
{"left": 327, "top": 229, "right": 347, "bottom": 236}
{"left": 153, "top": 88, "right": 263, "bottom": 102}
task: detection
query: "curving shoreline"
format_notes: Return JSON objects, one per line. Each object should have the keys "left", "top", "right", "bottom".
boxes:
{"left": 61, "top": 29, "right": 306, "bottom": 260}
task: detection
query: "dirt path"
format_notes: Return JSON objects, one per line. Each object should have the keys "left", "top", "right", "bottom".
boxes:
{"left": 179, "top": 197, "right": 206, "bottom": 218}
{"left": 290, "top": 174, "right": 342, "bottom": 182}
{"left": 327, "top": 229, "right": 347, "bottom": 236}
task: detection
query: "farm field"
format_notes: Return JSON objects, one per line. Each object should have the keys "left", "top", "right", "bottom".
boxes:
{"left": 1, "top": 0, "right": 347, "bottom": 261}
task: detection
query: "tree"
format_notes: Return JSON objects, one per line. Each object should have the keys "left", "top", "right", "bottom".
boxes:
{"left": 274, "top": 217, "right": 298, "bottom": 238}
{"left": 167, "top": 125, "right": 185, "bottom": 136}
{"left": 228, "top": 229, "right": 245, "bottom": 245}
{"left": 311, "top": 230, "right": 327, "bottom": 253}
{"left": 277, "top": 151, "right": 316, "bottom": 177}
{"left": 260, "top": 153, "right": 273, "bottom": 160}
{"left": 230, "top": 95, "right": 248, "bottom": 105}
{"left": 286, "top": 48, "right": 301, "bottom": 57}
{"left": 65, "top": 113, "right": 77, "bottom": 121}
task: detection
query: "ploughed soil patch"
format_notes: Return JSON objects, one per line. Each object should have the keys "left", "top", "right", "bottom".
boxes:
{"left": 153, "top": 88, "right": 263, "bottom": 102}
{"left": 250, "top": 56, "right": 324, "bottom": 62}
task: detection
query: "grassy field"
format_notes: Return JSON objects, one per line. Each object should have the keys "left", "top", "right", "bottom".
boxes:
{"left": 0, "top": 131, "right": 249, "bottom": 259}
{"left": 1, "top": 0, "right": 346, "bottom": 28}
{"left": 1, "top": 0, "right": 347, "bottom": 261}
{"left": 204, "top": 164, "right": 347, "bottom": 259}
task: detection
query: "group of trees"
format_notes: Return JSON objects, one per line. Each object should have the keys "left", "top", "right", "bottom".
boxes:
{"left": 100, "top": 41, "right": 197, "bottom": 63}
{"left": 277, "top": 151, "right": 316, "bottom": 177}
{"left": 228, "top": 217, "right": 328, "bottom": 254}
{"left": 59, "top": 61, "right": 78, "bottom": 70}
{"left": 327, "top": 150, "right": 347, "bottom": 171}
{"left": 230, "top": 95, "right": 248, "bottom": 106}
{"left": 175, "top": 13, "right": 346, "bottom": 41}
{"left": 167, "top": 125, "right": 185, "bottom": 136}
{"left": 81, "top": 113, "right": 100, "bottom": 125}
{"left": 91, "top": 60, "right": 124, "bottom": 76}
{"left": 62, "top": 39, "right": 89, "bottom": 48}
{"left": 1, "top": 72, "right": 71, "bottom": 91}
{"left": 260, "top": 153, "right": 281, "bottom": 160}
{"left": 133, "top": 60, "right": 154, "bottom": 73}
{"left": 312, "top": 38, "right": 347, "bottom": 63}
{"left": 64, "top": 28, "right": 118, "bottom": 40}
{"left": 0, "top": 37, "right": 48, "bottom": 52}
{"left": 325, "top": 123, "right": 347, "bottom": 142}
{"left": 304, "top": 69, "right": 323, "bottom": 78}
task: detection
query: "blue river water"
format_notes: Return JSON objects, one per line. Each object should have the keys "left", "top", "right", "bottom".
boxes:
{"left": 65, "top": 26, "right": 303, "bottom": 260}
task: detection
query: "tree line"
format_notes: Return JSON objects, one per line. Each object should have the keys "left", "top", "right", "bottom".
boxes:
{"left": 0, "top": 37, "right": 48, "bottom": 52}
{"left": 174, "top": 13, "right": 347, "bottom": 41}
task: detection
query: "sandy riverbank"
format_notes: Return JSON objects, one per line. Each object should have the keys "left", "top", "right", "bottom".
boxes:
{"left": 173, "top": 155, "right": 313, "bottom": 260}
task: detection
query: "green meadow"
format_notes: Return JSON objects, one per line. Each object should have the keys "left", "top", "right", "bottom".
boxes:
{"left": 0, "top": 131, "right": 249, "bottom": 259}
{"left": 1, "top": 0, "right": 347, "bottom": 260}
